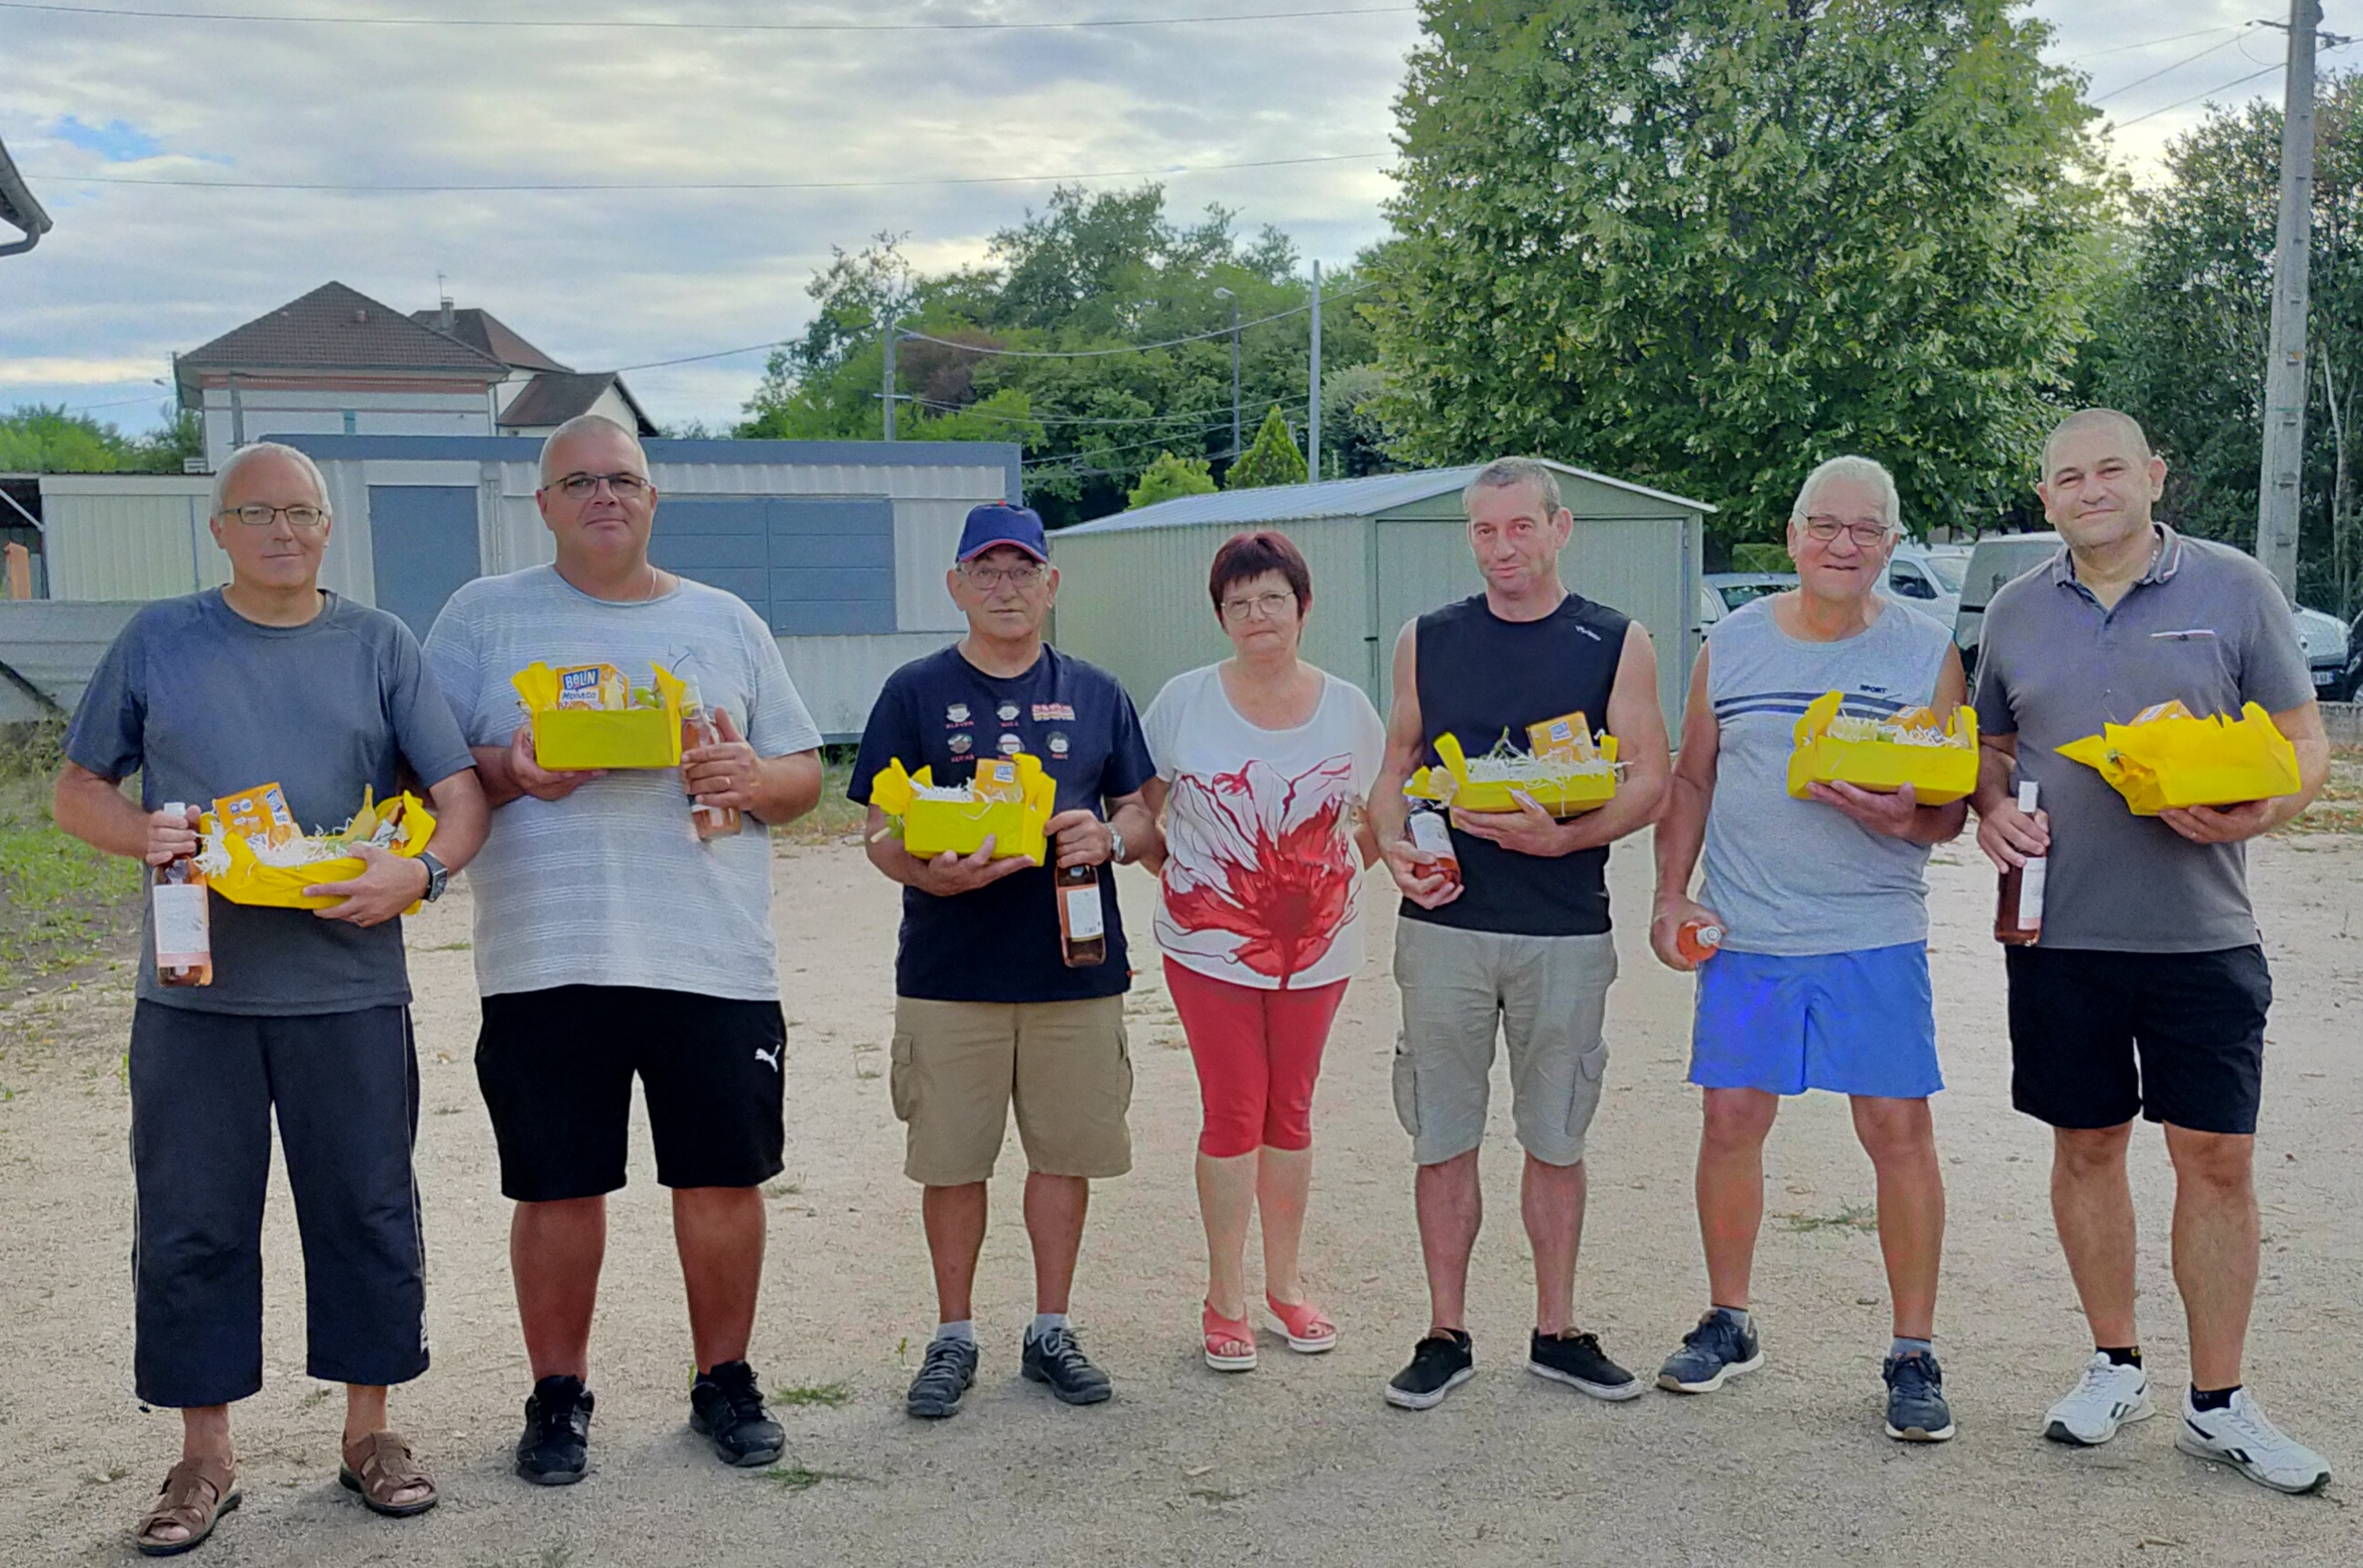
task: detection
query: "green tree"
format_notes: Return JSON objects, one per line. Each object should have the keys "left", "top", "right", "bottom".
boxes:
{"left": 1126, "top": 451, "right": 1219, "bottom": 509}
{"left": 0, "top": 404, "right": 134, "bottom": 471}
{"left": 2090, "top": 77, "right": 2363, "bottom": 616}
{"left": 1373, "top": 0, "right": 2106, "bottom": 541}
{"left": 1226, "top": 406, "right": 1308, "bottom": 490}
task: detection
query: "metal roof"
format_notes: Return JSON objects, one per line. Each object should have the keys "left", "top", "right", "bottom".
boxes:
{"left": 411, "top": 306, "right": 573, "bottom": 374}
{"left": 180, "top": 281, "right": 509, "bottom": 376}
{"left": 1058, "top": 460, "right": 1714, "bottom": 537}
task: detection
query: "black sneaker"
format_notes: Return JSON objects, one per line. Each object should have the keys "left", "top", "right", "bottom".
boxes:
{"left": 1882, "top": 1349, "right": 1957, "bottom": 1442}
{"left": 1385, "top": 1329, "right": 1474, "bottom": 1410}
{"left": 689, "top": 1359, "right": 786, "bottom": 1467}
{"left": 516, "top": 1375, "right": 593, "bottom": 1486}
{"left": 1527, "top": 1329, "right": 1643, "bottom": 1401}
{"left": 1021, "top": 1326, "right": 1112, "bottom": 1405}
{"left": 905, "top": 1335, "right": 979, "bottom": 1419}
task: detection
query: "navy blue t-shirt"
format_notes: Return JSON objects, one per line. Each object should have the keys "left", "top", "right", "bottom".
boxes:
{"left": 850, "top": 643, "right": 1155, "bottom": 1003}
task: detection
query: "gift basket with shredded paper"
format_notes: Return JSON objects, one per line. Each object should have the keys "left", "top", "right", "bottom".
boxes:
{"left": 867, "top": 752, "right": 1055, "bottom": 863}
{"left": 2055, "top": 700, "right": 2301, "bottom": 815}
{"left": 511, "top": 660, "right": 686, "bottom": 770}
{"left": 1786, "top": 691, "right": 1978, "bottom": 806}
{"left": 194, "top": 783, "right": 437, "bottom": 910}
{"left": 1405, "top": 730, "right": 1622, "bottom": 818}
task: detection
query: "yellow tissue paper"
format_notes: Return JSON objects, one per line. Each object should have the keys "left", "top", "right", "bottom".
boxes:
{"left": 513, "top": 661, "right": 687, "bottom": 770}
{"left": 870, "top": 752, "right": 1055, "bottom": 863}
{"left": 2056, "top": 700, "right": 2301, "bottom": 815}
{"left": 1787, "top": 691, "right": 1978, "bottom": 806}
{"left": 198, "top": 788, "right": 437, "bottom": 912}
{"left": 1406, "top": 730, "right": 1621, "bottom": 818}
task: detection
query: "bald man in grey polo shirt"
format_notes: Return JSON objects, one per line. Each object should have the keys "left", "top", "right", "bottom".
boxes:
{"left": 1971, "top": 408, "right": 2331, "bottom": 1494}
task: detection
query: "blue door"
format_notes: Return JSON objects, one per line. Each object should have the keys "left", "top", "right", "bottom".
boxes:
{"left": 368, "top": 485, "right": 481, "bottom": 637}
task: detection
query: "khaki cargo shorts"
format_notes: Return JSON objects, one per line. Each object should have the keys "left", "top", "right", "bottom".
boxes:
{"left": 890, "top": 994, "right": 1134, "bottom": 1187}
{"left": 1391, "top": 919, "right": 1617, "bottom": 1167}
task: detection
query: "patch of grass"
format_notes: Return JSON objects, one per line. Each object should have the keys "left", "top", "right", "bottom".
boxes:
{"left": 769, "top": 1378, "right": 854, "bottom": 1408}
{"left": 0, "top": 723, "right": 141, "bottom": 988}
{"left": 2289, "top": 746, "right": 2363, "bottom": 835}
{"left": 1779, "top": 1201, "right": 1879, "bottom": 1235}
{"left": 764, "top": 1462, "right": 867, "bottom": 1491}
{"left": 776, "top": 748, "right": 870, "bottom": 845}
{"left": 414, "top": 938, "right": 472, "bottom": 952}
{"left": 761, "top": 1178, "right": 803, "bottom": 1199}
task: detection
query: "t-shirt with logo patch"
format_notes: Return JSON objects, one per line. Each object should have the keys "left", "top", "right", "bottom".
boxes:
{"left": 850, "top": 643, "right": 1154, "bottom": 1003}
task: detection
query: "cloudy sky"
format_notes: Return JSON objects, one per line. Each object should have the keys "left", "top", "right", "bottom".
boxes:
{"left": 0, "top": 1, "right": 2346, "bottom": 437}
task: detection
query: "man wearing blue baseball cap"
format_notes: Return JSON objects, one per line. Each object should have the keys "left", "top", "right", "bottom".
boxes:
{"left": 850, "top": 502, "right": 1160, "bottom": 1420}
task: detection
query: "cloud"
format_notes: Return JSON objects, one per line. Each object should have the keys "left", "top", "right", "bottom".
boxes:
{"left": 0, "top": 0, "right": 2342, "bottom": 435}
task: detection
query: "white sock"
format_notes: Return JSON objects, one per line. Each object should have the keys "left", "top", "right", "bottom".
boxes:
{"left": 935, "top": 1320, "right": 975, "bottom": 1344}
{"left": 1028, "top": 1311, "right": 1068, "bottom": 1342}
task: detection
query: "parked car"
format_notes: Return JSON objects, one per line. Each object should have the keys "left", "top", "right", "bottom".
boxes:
{"left": 1881, "top": 542, "right": 1967, "bottom": 627}
{"left": 1953, "top": 528, "right": 2355, "bottom": 697}
{"left": 1698, "top": 571, "right": 1798, "bottom": 630}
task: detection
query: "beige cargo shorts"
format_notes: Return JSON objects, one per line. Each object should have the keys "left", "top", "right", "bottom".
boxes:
{"left": 889, "top": 994, "right": 1134, "bottom": 1187}
{"left": 1390, "top": 919, "right": 1617, "bottom": 1167}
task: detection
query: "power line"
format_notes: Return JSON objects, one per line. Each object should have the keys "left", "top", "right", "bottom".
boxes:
{"left": 2062, "top": 26, "right": 2245, "bottom": 66}
{"left": 0, "top": 1, "right": 1415, "bottom": 31}
{"left": 28, "top": 149, "right": 1387, "bottom": 194}
{"left": 2113, "top": 44, "right": 2355, "bottom": 130}
{"left": 901, "top": 279, "right": 1371, "bottom": 360}
{"left": 2089, "top": 30, "right": 2250, "bottom": 106}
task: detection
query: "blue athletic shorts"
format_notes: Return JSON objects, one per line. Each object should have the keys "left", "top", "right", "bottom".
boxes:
{"left": 1688, "top": 941, "right": 1941, "bottom": 1099}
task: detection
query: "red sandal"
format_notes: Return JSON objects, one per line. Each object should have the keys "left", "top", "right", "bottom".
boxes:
{"left": 1266, "top": 1293, "right": 1338, "bottom": 1354}
{"left": 1202, "top": 1301, "right": 1257, "bottom": 1372}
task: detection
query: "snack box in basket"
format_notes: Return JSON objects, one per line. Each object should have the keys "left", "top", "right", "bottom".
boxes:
{"left": 512, "top": 661, "right": 686, "bottom": 770}
{"left": 868, "top": 753, "right": 1055, "bottom": 863}
{"left": 1786, "top": 691, "right": 1978, "bottom": 806}
{"left": 1405, "top": 731, "right": 1621, "bottom": 818}
{"left": 199, "top": 789, "right": 436, "bottom": 912}
{"left": 2056, "top": 700, "right": 2301, "bottom": 815}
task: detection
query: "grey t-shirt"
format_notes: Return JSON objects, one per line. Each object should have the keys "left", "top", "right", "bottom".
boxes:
{"left": 64, "top": 589, "right": 477, "bottom": 1015}
{"left": 423, "top": 565, "right": 822, "bottom": 1001}
{"left": 1971, "top": 526, "right": 2313, "bottom": 952}
{"left": 1698, "top": 598, "right": 1953, "bottom": 956}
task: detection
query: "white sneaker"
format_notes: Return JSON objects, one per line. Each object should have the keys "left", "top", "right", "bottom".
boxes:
{"left": 2176, "top": 1388, "right": 2332, "bottom": 1495}
{"left": 2043, "top": 1352, "right": 2155, "bottom": 1445}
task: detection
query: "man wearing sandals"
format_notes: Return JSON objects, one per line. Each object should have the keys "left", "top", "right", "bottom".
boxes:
{"left": 52, "top": 442, "right": 490, "bottom": 1554}
{"left": 1367, "top": 458, "right": 1672, "bottom": 1409}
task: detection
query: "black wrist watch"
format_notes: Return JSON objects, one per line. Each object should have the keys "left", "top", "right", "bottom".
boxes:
{"left": 417, "top": 851, "right": 450, "bottom": 902}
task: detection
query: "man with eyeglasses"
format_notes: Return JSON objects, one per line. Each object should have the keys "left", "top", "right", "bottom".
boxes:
{"left": 53, "top": 441, "right": 490, "bottom": 1553}
{"left": 849, "top": 502, "right": 1158, "bottom": 1419}
{"left": 1648, "top": 455, "right": 1966, "bottom": 1442}
{"left": 422, "top": 414, "right": 826, "bottom": 1485}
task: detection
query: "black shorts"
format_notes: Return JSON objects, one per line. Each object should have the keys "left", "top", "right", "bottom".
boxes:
{"left": 2004, "top": 945, "right": 2270, "bottom": 1135}
{"left": 476, "top": 985, "right": 787, "bottom": 1201}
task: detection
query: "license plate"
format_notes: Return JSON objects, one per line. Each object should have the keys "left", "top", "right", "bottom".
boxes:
{"left": 2316, "top": 667, "right": 2338, "bottom": 686}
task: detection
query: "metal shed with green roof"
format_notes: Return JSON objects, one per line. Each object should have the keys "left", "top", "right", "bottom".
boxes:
{"left": 1048, "top": 461, "right": 1712, "bottom": 727}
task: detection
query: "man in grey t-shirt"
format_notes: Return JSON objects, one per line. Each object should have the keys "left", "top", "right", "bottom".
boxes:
{"left": 55, "top": 442, "right": 488, "bottom": 1552}
{"left": 1972, "top": 408, "right": 2331, "bottom": 1493}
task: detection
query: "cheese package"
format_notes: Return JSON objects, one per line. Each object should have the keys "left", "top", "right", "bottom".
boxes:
{"left": 868, "top": 753, "right": 1055, "bottom": 863}
{"left": 212, "top": 782, "right": 299, "bottom": 847}
{"left": 555, "top": 663, "right": 628, "bottom": 711}
{"left": 1526, "top": 711, "right": 1598, "bottom": 764}
{"left": 1406, "top": 730, "right": 1621, "bottom": 817}
{"left": 2056, "top": 700, "right": 2302, "bottom": 815}
{"left": 972, "top": 757, "right": 1023, "bottom": 802}
{"left": 1786, "top": 691, "right": 1978, "bottom": 805}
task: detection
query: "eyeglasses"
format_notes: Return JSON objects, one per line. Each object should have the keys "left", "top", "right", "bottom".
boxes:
{"left": 961, "top": 561, "right": 1047, "bottom": 589}
{"left": 220, "top": 503, "right": 327, "bottom": 529}
{"left": 1221, "top": 591, "right": 1297, "bottom": 621}
{"left": 1800, "top": 515, "right": 1895, "bottom": 547}
{"left": 551, "top": 471, "right": 649, "bottom": 499}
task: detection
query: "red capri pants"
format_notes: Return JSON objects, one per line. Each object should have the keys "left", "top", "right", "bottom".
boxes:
{"left": 1164, "top": 957, "right": 1350, "bottom": 1158}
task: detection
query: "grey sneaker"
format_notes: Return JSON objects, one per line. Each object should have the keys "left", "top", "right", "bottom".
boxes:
{"left": 905, "top": 1336, "right": 978, "bottom": 1420}
{"left": 2177, "top": 1388, "right": 2330, "bottom": 1494}
{"left": 1658, "top": 1309, "right": 1764, "bottom": 1394}
{"left": 1883, "top": 1350, "right": 1956, "bottom": 1442}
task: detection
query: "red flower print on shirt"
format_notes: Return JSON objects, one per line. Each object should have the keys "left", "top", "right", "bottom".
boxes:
{"left": 1159, "top": 754, "right": 1359, "bottom": 985}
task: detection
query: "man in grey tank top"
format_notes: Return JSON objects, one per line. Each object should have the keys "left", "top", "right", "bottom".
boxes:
{"left": 1651, "top": 456, "right": 1969, "bottom": 1443}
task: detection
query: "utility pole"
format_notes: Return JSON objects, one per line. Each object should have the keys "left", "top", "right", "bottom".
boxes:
{"left": 882, "top": 309, "right": 899, "bottom": 442}
{"left": 1214, "top": 287, "right": 1241, "bottom": 458}
{"left": 1308, "top": 261, "right": 1322, "bottom": 481}
{"left": 2256, "top": 0, "right": 2323, "bottom": 600}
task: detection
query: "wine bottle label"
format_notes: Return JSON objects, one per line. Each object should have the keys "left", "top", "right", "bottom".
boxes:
{"left": 1407, "top": 812, "right": 1453, "bottom": 859}
{"left": 2019, "top": 856, "right": 2047, "bottom": 923}
{"left": 1063, "top": 882, "right": 1106, "bottom": 940}
{"left": 154, "top": 882, "right": 210, "bottom": 966}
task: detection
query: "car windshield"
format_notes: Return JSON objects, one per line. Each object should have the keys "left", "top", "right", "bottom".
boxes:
{"left": 1924, "top": 555, "right": 1967, "bottom": 593}
{"left": 1718, "top": 580, "right": 1787, "bottom": 610}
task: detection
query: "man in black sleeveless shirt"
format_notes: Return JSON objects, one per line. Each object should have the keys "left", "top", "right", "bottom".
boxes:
{"left": 1366, "top": 458, "right": 1672, "bottom": 1410}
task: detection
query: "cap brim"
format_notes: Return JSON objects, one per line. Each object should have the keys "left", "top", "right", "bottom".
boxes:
{"left": 958, "top": 537, "right": 1050, "bottom": 564}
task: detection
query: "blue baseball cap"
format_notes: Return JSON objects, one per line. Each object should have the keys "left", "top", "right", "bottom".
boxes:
{"left": 956, "top": 503, "right": 1049, "bottom": 564}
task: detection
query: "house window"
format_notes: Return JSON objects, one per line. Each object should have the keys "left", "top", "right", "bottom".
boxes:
{"left": 341, "top": 410, "right": 358, "bottom": 434}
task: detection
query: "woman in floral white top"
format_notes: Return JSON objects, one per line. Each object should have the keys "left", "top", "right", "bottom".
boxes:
{"left": 1139, "top": 532, "right": 1384, "bottom": 1373}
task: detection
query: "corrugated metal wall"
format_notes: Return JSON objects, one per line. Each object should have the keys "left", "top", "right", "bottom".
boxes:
{"left": 42, "top": 479, "right": 224, "bottom": 602}
{"left": 779, "top": 630, "right": 961, "bottom": 741}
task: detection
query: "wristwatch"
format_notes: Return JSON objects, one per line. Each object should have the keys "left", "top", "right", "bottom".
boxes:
{"left": 417, "top": 851, "right": 450, "bottom": 902}
{"left": 1107, "top": 825, "right": 1128, "bottom": 866}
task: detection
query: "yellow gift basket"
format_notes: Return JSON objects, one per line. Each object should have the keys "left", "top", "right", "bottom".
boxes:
{"left": 1787, "top": 691, "right": 1978, "bottom": 806}
{"left": 1406, "top": 731, "right": 1621, "bottom": 818}
{"left": 197, "top": 789, "right": 437, "bottom": 911}
{"left": 2057, "top": 700, "right": 2301, "bottom": 815}
{"left": 512, "top": 661, "right": 686, "bottom": 770}
{"left": 869, "top": 752, "right": 1055, "bottom": 863}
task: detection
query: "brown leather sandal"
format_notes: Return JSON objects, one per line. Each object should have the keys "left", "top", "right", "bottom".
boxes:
{"left": 135, "top": 1456, "right": 239, "bottom": 1557}
{"left": 338, "top": 1431, "right": 439, "bottom": 1518}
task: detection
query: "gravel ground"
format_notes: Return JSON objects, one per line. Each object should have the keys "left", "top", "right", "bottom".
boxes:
{"left": 0, "top": 830, "right": 2356, "bottom": 1567}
